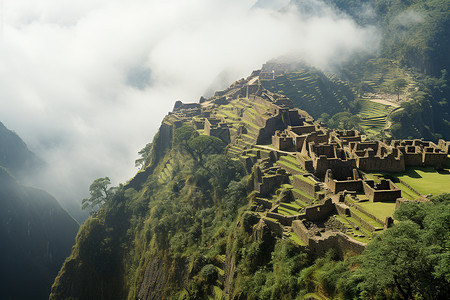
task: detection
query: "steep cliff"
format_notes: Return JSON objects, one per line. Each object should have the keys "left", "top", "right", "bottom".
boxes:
{"left": 0, "top": 167, "right": 79, "bottom": 299}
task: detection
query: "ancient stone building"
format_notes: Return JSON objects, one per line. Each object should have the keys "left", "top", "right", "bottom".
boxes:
{"left": 324, "top": 169, "right": 363, "bottom": 194}
{"left": 272, "top": 130, "right": 294, "bottom": 151}
{"left": 391, "top": 139, "right": 448, "bottom": 168}
{"left": 331, "top": 130, "right": 361, "bottom": 146}
{"left": 300, "top": 142, "right": 356, "bottom": 178}
{"left": 204, "top": 118, "right": 231, "bottom": 144}
{"left": 363, "top": 179, "right": 402, "bottom": 202}
{"left": 251, "top": 164, "right": 288, "bottom": 197}
{"left": 348, "top": 141, "right": 405, "bottom": 172}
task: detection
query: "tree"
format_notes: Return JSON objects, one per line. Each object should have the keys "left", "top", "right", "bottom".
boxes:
{"left": 348, "top": 196, "right": 450, "bottom": 299}
{"left": 391, "top": 78, "right": 408, "bottom": 101}
{"left": 173, "top": 125, "right": 199, "bottom": 159}
{"left": 82, "top": 177, "right": 116, "bottom": 212}
{"left": 188, "top": 135, "right": 224, "bottom": 162}
{"left": 135, "top": 142, "right": 152, "bottom": 169}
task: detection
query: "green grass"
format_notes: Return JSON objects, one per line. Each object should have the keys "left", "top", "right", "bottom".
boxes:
{"left": 293, "top": 174, "right": 314, "bottom": 185}
{"left": 216, "top": 267, "right": 224, "bottom": 277}
{"left": 211, "top": 286, "right": 223, "bottom": 300}
{"left": 357, "top": 201, "right": 397, "bottom": 221}
{"left": 292, "top": 188, "right": 315, "bottom": 201}
{"left": 395, "top": 182, "right": 420, "bottom": 200}
{"left": 240, "top": 118, "right": 260, "bottom": 130}
{"left": 264, "top": 216, "right": 279, "bottom": 223}
{"left": 349, "top": 207, "right": 383, "bottom": 228}
{"left": 289, "top": 232, "right": 307, "bottom": 246}
{"left": 281, "top": 155, "right": 300, "bottom": 164}
{"left": 277, "top": 160, "right": 305, "bottom": 174}
{"left": 363, "top": 173, "right": 384, "bottom": 183}
{"left": 357, "top": 100, "right": 395, "bottom": 137}
{"left": 278, "top": 206, "right": 299, "bottom": 216}
{"left": 282, "top": 202, "right": 303, "bottom": 211}
{"left": 393, "top": 167, "right": 450, "bottom": 195}
{"left": 335, "top": 215, "right": 371, "bottom": 243}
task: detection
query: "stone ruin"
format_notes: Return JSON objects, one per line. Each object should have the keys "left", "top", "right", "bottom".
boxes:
{"left": 204, "top": 117, "right": 231, "bottom": 144}
{"left": 163, "top": 70, "right": 450, "bottom": 257}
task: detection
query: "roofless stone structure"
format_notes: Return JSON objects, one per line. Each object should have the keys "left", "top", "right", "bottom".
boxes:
{"left": 159, "top": 71, "right": 449, "bottom": 257}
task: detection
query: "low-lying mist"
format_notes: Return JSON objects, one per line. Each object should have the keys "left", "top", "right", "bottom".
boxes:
{"left": 0, "top": 0, "right": 380, "bottom": 221}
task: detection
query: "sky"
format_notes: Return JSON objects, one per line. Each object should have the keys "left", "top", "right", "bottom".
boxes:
{"left": 0, "top": 0, "right": 379, "bottom": 220}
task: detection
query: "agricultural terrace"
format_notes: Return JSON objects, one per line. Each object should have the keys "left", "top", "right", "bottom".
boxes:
{"left": 357, "top": 100, "right": 395, "bottom": 137}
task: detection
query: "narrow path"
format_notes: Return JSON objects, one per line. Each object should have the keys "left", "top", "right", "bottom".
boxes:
{"left": 361, "top": 93, "right": 401, "bottom": 108}
{"left": 247, "top": 76, "right": 259, "bottom": 85}
{"left": 253, "top": 144, "right": 296, "bottom": 156}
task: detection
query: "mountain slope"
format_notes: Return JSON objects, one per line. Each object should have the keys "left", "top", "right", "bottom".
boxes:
{"left": 0, "top": 167, "right": 79, "bottom": 300}
{"left": 0, "top": 121, "right": 43, "bottom": 179}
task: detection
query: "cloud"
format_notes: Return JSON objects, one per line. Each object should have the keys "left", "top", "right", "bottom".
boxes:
{"left": 394, "top": 9, "right": 425, "bottom": 27}
{"left": 0, "top": 0, "right": 379, "bottom": 220}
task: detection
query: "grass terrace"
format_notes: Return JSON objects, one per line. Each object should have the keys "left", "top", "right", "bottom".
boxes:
{"left": 277, "top": 206, "right": 299, "bottom": 216}
{"left": 289, "top": 232, "right": 307, "bottom": 246}
{"left": 349, "top": 207, "right": 384, "bottom": 229}
{"left": 393, "top": 167, "right": 450, "bottom": 195}
{"left": 357, "top": 201, "right": 396, "bottom": 223}
{"left": 357, "top": 100, "right": 395, "bottom": 136}
{"left": 395, "top": 182, "right": 421, "bottom": 200}
{"left": 335, "top": 215, "right": 371, "bottom": 243}
{"left": 293, "top": 174, "right": 315, "bottom": 185}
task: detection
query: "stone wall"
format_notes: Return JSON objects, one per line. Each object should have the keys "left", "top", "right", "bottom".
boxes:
{"left": 252, "top": 165, "right": 288, "bottom": 197}
{"left": 304, "top": 198, "right": 335, "bottom": 221}
{"left": 288, "top": 125, "right": 316, "bottom": 135}
{"left": 292, "top": 220, "right": 366, "bottom": 258}
{"left": 356, "top": 153, "right": 405, "bottom": 173}
{"left": 272, "top": 131, "right": 294, "bottom": 151}
{"left": 363, "top": 179, "right": 401, "bottom": 202}
{"left": 325, "top": 175, "right": 363, "bottom": 194}
{"left": 256, "top": 115, "right": 285, "bottom": 144}
{"left": 403, "top": 152, "right": 423, "bottom": 166}
{"left": 296, "top": 153, "right": 314, "bottom": 172}
{"left": 262, "top": 218, "right": 283, "bottom": 237}
{"left": 292, "top": 174, "right": 319, "bottom": 197}
{"left": 438, "top": 139, "right": 450, "bottom": 154}
{"left": 308, "top": 232, "right": 366, "bottom": 259}
{"left": 266, "top": 212, "right": 298, "bottom": 226}
{"left": 254, "top": 197, "right": 273, "bottom": 209}
{"left": 314, "top": 156, "right": 357, "bottom": 178}
{"left": 422, "top": 151, "right": 447, "bottom": 168}
{"left": 292, "top": 220, "right": 310, "bottom": 245}
{"left": 205, "top": 118, "right": 231, "bottom": 144}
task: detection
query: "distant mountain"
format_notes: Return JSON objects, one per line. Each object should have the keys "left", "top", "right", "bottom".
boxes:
{"left": 0, "top": 121, "right": 43, "bottom": 179}
{"left": 0, "top": 122, "right": 79, "bottom": 299}
{"left": 0, "top": 167, "right": 79, "bottom": 299}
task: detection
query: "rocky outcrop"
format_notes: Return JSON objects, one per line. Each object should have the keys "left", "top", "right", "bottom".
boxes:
{"left": 138, "top": 255, "right": 188, "bottom": 300}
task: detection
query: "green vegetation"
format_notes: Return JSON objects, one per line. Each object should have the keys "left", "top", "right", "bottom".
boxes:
{"left": 394, "top": 167, "right": 450, "bottom": 195}
{"left": 391, "top": 78, "right": 408, "bottom": 101}
{"left": 395, "top": 182, "right": 421, "bottom": 200}
{"left": 357, "top": 100, "right": 395, "bottom": 137}
{"left": 299, "top": 194, "right": 450, "bottom": 299}
{"left": 49, "top": 2, "right": 450, "bottom": 298}
{"left": 135, "top": 142, "right": 152, "bottom": 169}
{"left": 262, "top": 68, "right": 356, "bottom": 118}
{"left": 51, "top": 125, "right": 250, "bottom": 299}
{"left": 322, "top": 111, "right": 363, "bottom": 132}
{"left": 81, "top": 177, "right": 117, "bottom": 213}
{"left": 357, "top": 201, "right": 396, "bottom": 222}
